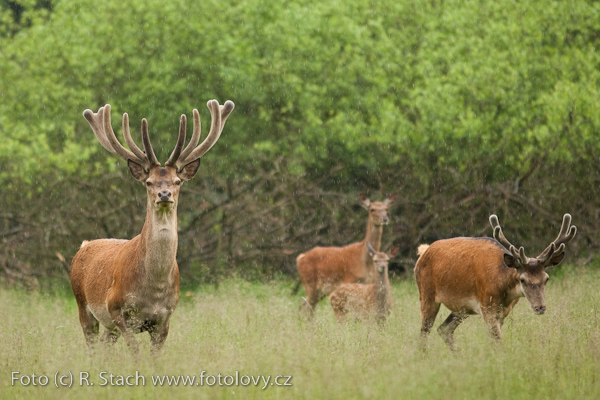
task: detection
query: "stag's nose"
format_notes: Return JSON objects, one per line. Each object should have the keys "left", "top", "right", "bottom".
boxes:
{"left": 534, "top": 305, "right": 546, "bottom": 315}
{"left": 158, "top": 190, "right": 172, "bottom": 202}
{"left": 382, "top": 216, "right": 389, "bottom": 223}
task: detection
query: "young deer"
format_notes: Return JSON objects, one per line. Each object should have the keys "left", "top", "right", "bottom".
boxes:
{"left": 415, "top": 214, "right": 576, "bottom": 350}
{"left": 296, "top": 194, "right": 396, "bottom": 315}
{"left": 329, "top": 243, "right": 399, "bottom": 324}
{"left": 70, "top": 100, "right": 234, "bottom": 353}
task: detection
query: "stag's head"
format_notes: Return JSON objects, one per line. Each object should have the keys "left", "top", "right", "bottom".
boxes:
{"left": 359, "top": 194, "right": 397, "bottom": 226}
{"left": 489, "top": 214, "right": 577, "bottom": 315}
{"left": 367, "top": 243, "right": 400, "bottom": 274}
{"left": 83, "top": 100, "right": 234, "bottom": 212}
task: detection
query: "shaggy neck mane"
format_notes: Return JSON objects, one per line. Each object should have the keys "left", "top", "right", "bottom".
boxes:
{"left": 139, "top": 199, "right": 178, "bottom": 277}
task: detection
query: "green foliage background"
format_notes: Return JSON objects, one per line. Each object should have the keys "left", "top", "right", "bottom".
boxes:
{"left": 1, "top": 0, "right": 599, "bottom": 285}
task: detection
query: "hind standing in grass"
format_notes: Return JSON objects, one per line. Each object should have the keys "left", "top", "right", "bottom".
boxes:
{"left": 296, "top": 194, "right": 396, "bottom": 316}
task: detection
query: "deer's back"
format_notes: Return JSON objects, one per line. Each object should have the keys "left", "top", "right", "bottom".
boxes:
{"left": 297, "top": 242, "right": 369, "bottom": 289}
{"left": 330, "top": 283, "right": 377, "bottom": 317}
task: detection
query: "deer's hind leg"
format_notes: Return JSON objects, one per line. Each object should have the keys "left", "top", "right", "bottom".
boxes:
{"left": 419, "top": 296, "right": 440, "bottom": 350}
{"left": 76, "top": 304, "right": 100, "bottom": 349}
{"left": 300, "top": 284, "right": 320, "bottom": 317}
{"left": 437, "top": 312, "right": 468, "bottom": 351}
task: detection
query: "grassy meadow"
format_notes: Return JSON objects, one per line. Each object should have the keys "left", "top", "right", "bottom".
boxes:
{"left": 1, "top": 266, "right": 599, "bottom": 400}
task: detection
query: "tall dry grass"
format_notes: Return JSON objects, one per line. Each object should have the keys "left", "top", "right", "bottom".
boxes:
{"left": 1, "top": 267, "right": 599, "bottom": 399}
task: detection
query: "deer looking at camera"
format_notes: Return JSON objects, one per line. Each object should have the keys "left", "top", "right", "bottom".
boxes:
{"left": 415, "top": 214, "right": 576, "bottom": 350}
{"left": 296, "top": 194, "right": 396, "bottom": 315}
{"left": 329, "top": 243, "right": 399, "bottom": 324}
{"left": 70, "top": 100, "right": 234, "bottom": 353}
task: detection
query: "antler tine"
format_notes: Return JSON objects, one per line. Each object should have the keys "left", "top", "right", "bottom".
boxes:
{"left": 83, "top": 106, "right": 117, "bottom": 156}
{"left": 178, "top": 109, "right": 201, "bottom": 162}
{"left": 165, "top": 114, "right": 187, "bottom": 167}
{"left": 141, "top": 118, "right": 160, "bottom": 167}
{"left": 219, "top": 100, "right": 235, "bottom": 130}
{"left": 175, "top": 99, "right": 235, "bottom": 170}
{"left": 489, "top": 214, "right": 516, "bottom": 250}
{"left": 83, "top": 105, "right": 148, "bottom": 168}
{"left": 509, "top": 245, "right": 528, "bottom": 265}
{"left": 184, "top": 100, "right": 221, "bottom": 161}
{"left": 83, "top": 107, "right": 119, "bottom": 156}
{"left": 100, "top": 104, "right": 142, "bottom": 164}
{"left": 538, "top": 214, "right": 577, "bottom": 261}
{"left": 122, "top": 112, "right": 147, "bottom": 161}
{"left": 554, "top": 213, "right": 577, "bottom": 245}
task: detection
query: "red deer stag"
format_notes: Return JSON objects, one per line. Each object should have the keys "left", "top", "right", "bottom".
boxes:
{"left": 296, "top": 194, "right": 396, "bottom": 315}
{"left": 415, "top": 214, "right": 576, "bottom": 350}
{"left": 71, "top": 100, "right": 234, "bottom": 353}
{"left": 330, "top": 243, "right": 399, "bottom": 324}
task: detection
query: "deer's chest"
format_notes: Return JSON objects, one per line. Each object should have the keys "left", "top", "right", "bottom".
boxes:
{"left": 122, "top": 283, "right": 178, "bottom": 329}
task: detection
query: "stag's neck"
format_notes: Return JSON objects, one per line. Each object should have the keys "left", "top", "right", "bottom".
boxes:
{"left": 139, "top": 202, "right": 178, "bottom": 278}
{"left": 507, "top": 273, "right": 526, "bottom": 302}
{"left": 363, "top": 220, "right": 383, "bottom": 251}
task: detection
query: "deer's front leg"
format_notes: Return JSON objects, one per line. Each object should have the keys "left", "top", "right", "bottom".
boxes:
{"left": 481, "top": 307, "right": 502, "bottom": 342}
{"left": 108, "top": 304, "right": 140, "bottom": 355}
{"left": 149, "top": 321, "right": 170, "bottom": 354}
{"left": 499, "top": 299, "right": 519, "bottom": 327}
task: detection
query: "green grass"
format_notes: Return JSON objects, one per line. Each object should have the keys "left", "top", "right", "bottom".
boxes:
{"left": 1, "top": 267, "right": 599, "bottom": 399}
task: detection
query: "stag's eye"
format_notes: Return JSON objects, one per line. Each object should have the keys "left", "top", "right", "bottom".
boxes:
{"left": 520, "top": 278, "right": 526, "bottom": 285}
{"left": 146, "top": 181, "right": 152, "bottom": 187}
{"left": 175, "top": 180, "right": 181, "bottom": 186}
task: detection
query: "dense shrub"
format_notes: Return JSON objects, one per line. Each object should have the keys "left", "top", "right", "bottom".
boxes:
{"left": 1, "top": 0, "right": 599, "bottom": 286}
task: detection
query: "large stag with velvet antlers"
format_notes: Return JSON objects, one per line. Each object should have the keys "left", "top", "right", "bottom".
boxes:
{"left": 415, "top": 214, "right": 576, "bottom": 350}
{"left": 71, "top": 100, "right": 234, "bottom": 353}
{"left": 296, "top": 194, "right": 396, "bottom": 315}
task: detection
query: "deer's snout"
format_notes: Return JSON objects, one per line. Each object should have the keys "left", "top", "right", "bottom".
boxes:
{"left": 158, "top": 190, "right": 172, "bottom": 202}
{"left": 534, "top": 305, "right": 546, "bottom": 315}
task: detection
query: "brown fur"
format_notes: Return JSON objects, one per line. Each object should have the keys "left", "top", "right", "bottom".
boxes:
{"left": 71, "top": 167, "right": 186, "bottom": 353}
{"left": 71, "top": 101, "right": 233, "bottom": 354}
{"left": 297, "top": 194, "right": 396, "bottom": 315}
{"left": 415, "top": 238, "right": 523, "bottom": 349}
{"left": 415, "top": 213, "right": 575, "bottom": 350}
{"left": 330, "top": 245, "right": 399, "bottom": 324}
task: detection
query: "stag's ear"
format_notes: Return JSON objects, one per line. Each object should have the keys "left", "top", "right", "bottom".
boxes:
{"left": 178, "top": 159, "right": 201, "bottom": 181}
{"left": 546, "top": 251, "right": 565, "bottom": 268}
{"left": 503, "top": 253, "right": 520, "bottom": 269}
{"left": 367, "top": 242, "right": 376, "bottom": 256}
{"left": 359, "top": 194, "right": 371, "bottom": 210}
{"left": 388, "top": 245, "right": 400, "bottom": 257}
{"left": 383, "top": 193, "right": 397, "bottom": 207}
{"left": 128, "top": 160, "right": 149, "bottom": 182}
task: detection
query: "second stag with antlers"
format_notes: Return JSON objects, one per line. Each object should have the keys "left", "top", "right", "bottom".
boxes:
{"left": 70, "top": 100, "right": 234, "bottom": 354}
{"left": 296, "top": 194, "right": 396, "bottom": 315}
{"left": 414, "top": 214, "right": 576, "bottom": 350}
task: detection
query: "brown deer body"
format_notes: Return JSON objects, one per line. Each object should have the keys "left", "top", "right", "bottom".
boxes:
{"left": 330, "top": 244, "right": 399, "bottom": 324}
{"left": 71, "top": 100, "right": 234, "bottom": 353}
{"left": 296, "top": 194, "right": 396, "bottom": 315}
{"left": 415, "top": 214, "right": 576, "bottom": 350}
